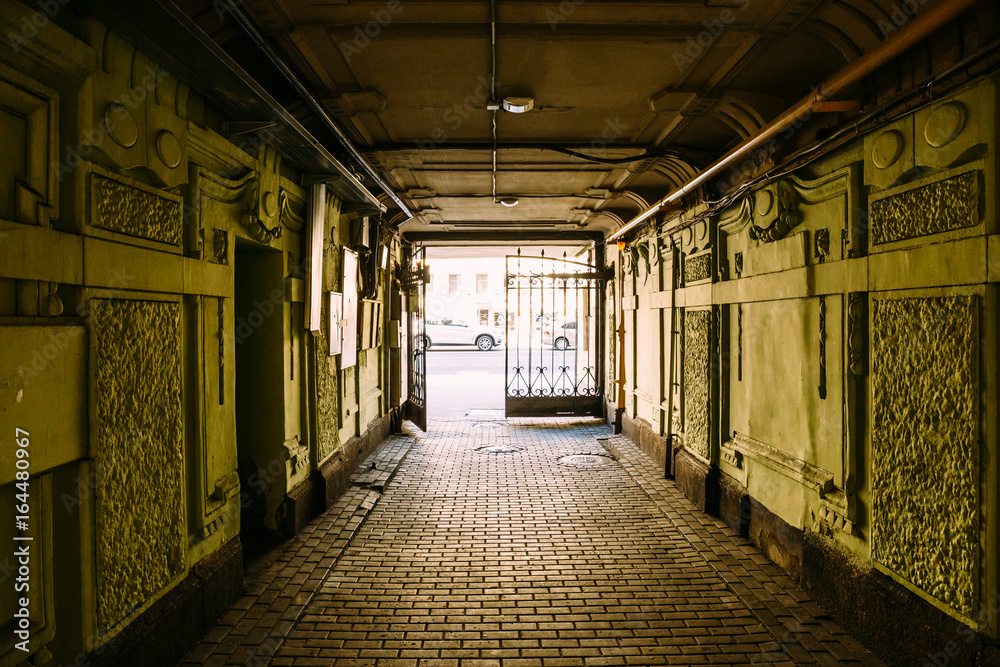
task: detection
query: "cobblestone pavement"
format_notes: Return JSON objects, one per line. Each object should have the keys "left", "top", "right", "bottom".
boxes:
{"left": 181, "top": 418, "right": 879, "bottom": 667}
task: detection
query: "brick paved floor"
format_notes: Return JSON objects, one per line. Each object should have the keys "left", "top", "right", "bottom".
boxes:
{"left": 182, "top": 418, "right": 879, "bottom": 667}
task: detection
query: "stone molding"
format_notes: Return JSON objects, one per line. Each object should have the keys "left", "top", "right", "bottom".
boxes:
{"left": 728, "top": 431, "right": 835, "bottom": 494}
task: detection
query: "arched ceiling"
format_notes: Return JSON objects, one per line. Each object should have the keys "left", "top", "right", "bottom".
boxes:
{"left": 183, "top": 0, "right": 962, "bottom": 237}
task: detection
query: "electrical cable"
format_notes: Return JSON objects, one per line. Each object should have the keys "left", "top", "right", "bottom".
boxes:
{"left": 217, "top": 0, "right": 412, "bottom": 220}
{"left": 374, "top": 142, "right": 702, "bottom": 166}
{"left": 491, "top": 0, "right": 498, "bottom": 204}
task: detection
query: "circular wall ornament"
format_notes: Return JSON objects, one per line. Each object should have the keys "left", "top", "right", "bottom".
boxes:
{"left": 871, "top": 130, "right": 903, "bottom": 170}
{"left": 105, "top": 103, "right": 138, "bottom": 148}
{"left": 756, "top": 190, "right": 774, "bottom": 216}
{"left": 156, "top": 130, "right": 181, "bottom": 169}
{"left": 263, "top": 190, "right": 278, "bottom": 218}
{"left": 696, "top": 221, "right": 708, "bottom": 241}
{"left": 924, "top": 102, "right": 966, "bottom": 148}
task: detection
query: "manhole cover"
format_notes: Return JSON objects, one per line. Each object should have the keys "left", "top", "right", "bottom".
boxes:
{"left": 558, "top": 454, "right": 614, "bottom": 467}
{"left": 473, "top": 422, "right": 503, "bottom": 429}
{"left": 476, "top": 445, "right": 523, "bottom": 454}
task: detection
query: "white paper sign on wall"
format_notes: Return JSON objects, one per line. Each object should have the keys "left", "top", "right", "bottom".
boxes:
{"left": 340, "top": 248, "right": 359, "bottom": 369}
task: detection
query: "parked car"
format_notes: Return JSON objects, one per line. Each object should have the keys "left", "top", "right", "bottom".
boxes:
{"left": 421, "top": 318, "right": 504, "bottom": 350}
{"left": 542, "top": 321, "right": 577, "bottom": 350}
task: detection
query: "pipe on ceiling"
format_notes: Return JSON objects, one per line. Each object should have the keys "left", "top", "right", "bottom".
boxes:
{"left": 216, "top": 0, "right": 413, "bottom": 221}
{"left": 609, "top": 0, "right": 981, "bottom": 242}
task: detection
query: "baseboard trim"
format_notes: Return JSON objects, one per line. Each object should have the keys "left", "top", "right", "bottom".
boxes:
{"left": 620, "top": 412, "right": 673, "bottom": 477}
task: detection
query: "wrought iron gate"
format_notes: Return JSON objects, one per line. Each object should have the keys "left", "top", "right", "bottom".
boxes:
{"left": 403, "top": 246, "right": 427, "bottom": 430}
{"left": 505, "top": 251, "right": 608, "bottom": 417}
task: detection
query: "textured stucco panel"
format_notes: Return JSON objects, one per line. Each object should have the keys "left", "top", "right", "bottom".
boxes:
{"left": 93, "top": 299, "right": 185, "bottom": 633}
{"left": 870, "top": 171, "right": 979, "bottom": 245}
{"left": 871, "top": 295, "right": 978, "bottom": 617}
{"left": 316, "top": 323, "right": 341, "bottom": 463}
{"left": 684, "top": 309, "right": 711, "bottom": 460}
{"left": 92, "top": 174, "right": 184, "bottom": 246}
{"left": 684, "top": 253, "right": 712, "bottom": 284}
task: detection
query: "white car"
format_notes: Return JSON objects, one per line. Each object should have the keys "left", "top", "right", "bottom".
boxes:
{"left": 421, "top": 318, "right": 504, "bottom": 351}
{"left": 542, "top": 321, "right": 577, "bottom": 350}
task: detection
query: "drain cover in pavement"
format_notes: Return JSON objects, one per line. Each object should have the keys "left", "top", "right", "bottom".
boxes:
{"left": 558, "top": 454, "right": 614, "bottom": 467}
{"left": 476, "top": 445, "right": 523, "bottom": 454}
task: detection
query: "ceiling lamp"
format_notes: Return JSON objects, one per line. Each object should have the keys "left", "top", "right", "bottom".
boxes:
{"left": 501, "top": 97, "right": 534, "bottom": 113}
{"left": 498, "top": 197, "right": 519, "bottom": 207}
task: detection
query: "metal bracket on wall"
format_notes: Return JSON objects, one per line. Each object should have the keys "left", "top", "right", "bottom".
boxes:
{"left": 818, "top": 296, "right": 827, "bottom": 399}
{"left": 218, "top": 297, "right": 225, "bottom": 406}
{"left": 302, "top": 173, "right": 341, "bottom": 187}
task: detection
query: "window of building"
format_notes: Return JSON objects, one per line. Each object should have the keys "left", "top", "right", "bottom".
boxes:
{"left": 448, "top": 274, "right": 459, "bottom": 293}
{"left": 476, "top": 274, "right": 488, "bottom": 293}
{"left": 479, "top": 309, "right": 489, "bottom": 326}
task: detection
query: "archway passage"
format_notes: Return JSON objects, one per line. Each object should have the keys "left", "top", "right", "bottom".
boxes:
{"left": 7, "top": 1, "right": 992, "bottom": 665}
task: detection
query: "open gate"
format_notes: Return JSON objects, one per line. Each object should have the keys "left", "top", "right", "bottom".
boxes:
{"left": 403, "top": 246, "right": 427, "bottom": 430}
{"left": 505, "top": 251, "right": 608, "bottom": 418}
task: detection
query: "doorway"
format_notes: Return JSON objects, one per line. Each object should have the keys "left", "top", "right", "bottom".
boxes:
{"left": 233, "top": 242, "right": 285, "bottom": 557}
{"left": 420, "top": 245, "right": 594, "bottom": 420}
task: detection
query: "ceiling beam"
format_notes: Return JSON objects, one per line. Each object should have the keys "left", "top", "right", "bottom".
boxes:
{"left": 322, "top": 23, "right": 754, "bottom": 41}
{"left": 403, "top": 231, "right": 604, "bottom": 244}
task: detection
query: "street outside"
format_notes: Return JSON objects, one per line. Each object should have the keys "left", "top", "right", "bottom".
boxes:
{"left": 425, "top": 346, "right": 583, "bottom": 419}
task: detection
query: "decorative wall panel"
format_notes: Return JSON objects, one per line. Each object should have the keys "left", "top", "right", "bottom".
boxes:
{"left": 93, "top": 299, "right": 185, "bottom": 632}
{"left": 91, "top": 172, "right": 184, "bottom": 246}
{"left": 684, "top": 309, "right": 711, "bottom": 460}
{"left": 870, "top": 172, "right": 979, "bottom": 245}
{"left": 871, "top": 295, "right": 978, "bottom": 617}
{"left": 316, "top": 318, "right": 340, "bottom": 463}
{"left": 684, "top": 253, "right": 712, "bottom": 284}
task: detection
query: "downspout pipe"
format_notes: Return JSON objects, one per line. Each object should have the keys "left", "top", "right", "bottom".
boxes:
{"left": 218, "top": 0, "right": 413, "bottom": 222}
{"left": 609, "top": 0, "right": 980, "bottom": 242}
